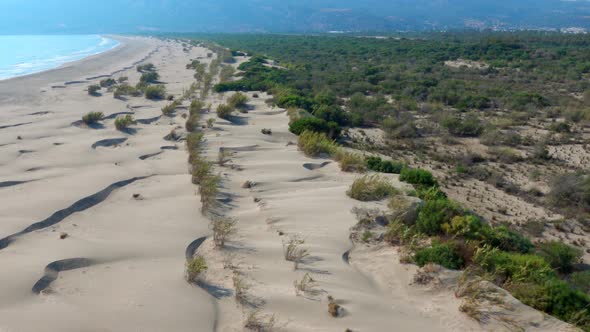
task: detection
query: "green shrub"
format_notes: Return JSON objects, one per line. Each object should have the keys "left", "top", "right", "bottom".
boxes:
{"left": 543, "top": 279, "right": 590, "bottom": 327}
{"left": 287, "top": 108, "right": 312, "bottom": 125}
{"left": 186, "top": 132, "right": 204, "bottom": 152}
{"left": 186, "top": 256, "right": 207, "bottom": 281}
{"left": 82, "top": 111, "right": 104, "bottom": 125}
{"left": 186, "top": 113, "right": 200, "bottom": 132}
{"left": 99, "top": 78, "right": 117, "bottom": 88}
{"left": 114, "top": 84, "right": 141, "bottom": 98}
{"left": 400, "top": 168, "right": 438, "bottom": 188}
{"left": 443, "top": 215, "right": 485, "bottom": 239}
{"left": 334, "top": 150, "right": 366, "bottom": 173}
{"left": 161, "top": 101, "right": 180, "bottom": 116}
{"left": 144, "top": 85, "right": 166, "bottom": 100}
{"left": 473, "top": 246, "right": 554, "bottom": 284}
{"left": 365, "top": 156, "right": 405, "bottom": 174}
{"left": 190, "top": 100, "right": 204, "bottom": 116}
{"left": 536, "top": 241, "right": 582, "bottom": 274}
{"left": 137, "top": 63, "right": 155, "bottom": 72}
{"left": 140, "top": 71, "right": 160, "bottom": 84}
{"left": 415, "top": 199, "right": 462, "bottom": 235}
{"left": 216, "top": 104, "right": 234, "bottom": 119}
{"left": 347, "top": 175, "right": 399, "bottom": 201}
{"left": 297, "top": 130, "right": 338, "bottom": 157}
{"left": 441, "top": 113, "right": 484, "bottom": 137}
{"left": 199, "top": 174, "right": 221, "bottom": 213}
{"left": 416, "top": 186, "right": 447, "bottom": 201}
{"left": 382, "top": 117, "right": 419, "bottom": 139}
{"left": 549, "top": 122, "right": 571, "bottom": 133}
{"left": 289, "top": 117, "right": 340, "bottom": 138}
{"left": 88, "top": 84, "right": 101, "bottom": 96}
{"left": 228, "top": 92, "right": 249, "bottom": 109}
{"left": 414, "top": 242, "right": 463, "bottom": 270}
{"left": 114, "top": 115, "right": 135, "bottom": 131}
{"left": 481, "top": 225, "right": 533, "bottom": 253}
{"left": 570, "top": 271, "right": 590, "bottom": 293}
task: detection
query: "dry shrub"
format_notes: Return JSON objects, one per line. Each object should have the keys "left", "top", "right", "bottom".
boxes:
{"left": 283, "top": 236, "right": 309, "bottom": 269}
{"left": 334, "top": 150, "right": 366, "bottom": 173}
{"left": 244, "top": 310, "right": 276, "bottom": 331}
{"left": 233, "top": 272, "right": 250, "bottom": 305}
{"left": 327, "top": 295, "right": 341, "bottom": 317}
{"left": 293, "top": 273, "right": 319, "bottom": 296}
{"left": 210, "top": 216, "right": 236, "bottom": 248}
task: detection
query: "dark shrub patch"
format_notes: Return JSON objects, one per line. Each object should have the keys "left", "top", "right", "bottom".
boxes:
{"left": 414, "top": 242, "right": 463, "bottom": 270}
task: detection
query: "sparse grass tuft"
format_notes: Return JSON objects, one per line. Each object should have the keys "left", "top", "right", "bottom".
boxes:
{"left": 297, "top": 130, "right": 338, "bottom": 157}
{"left": 347, "top": 175, "right": 398, "bottom": 201}
{"left": 334, "top": 150, "right": 366, "bottom": 173}
{"left": 294, "top": 273, "right": 319, "bottom": 296}
{"left": 283, "top": 236, "right": 309, "bottom": 269}
{"left": 233, "top": 272, "right": 250, "bottom": 305}
{"left": 244, "top": 310, "right": 276, "bottom": 332}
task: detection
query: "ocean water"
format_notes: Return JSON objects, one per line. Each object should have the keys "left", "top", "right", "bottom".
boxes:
{"left": 0, "top": 35, "right": 119, "bottom": 80}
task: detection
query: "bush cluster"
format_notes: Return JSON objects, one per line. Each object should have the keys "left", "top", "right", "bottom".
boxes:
{"left": 399, "top": 168, "right": 438, "bottom": 188}
{"left": 143, "top": 85, "right": 165, "bottom": 100}
{"left": 365, "top": 156, "right": 405, "bottom": 174}
{"left": 414, "top": 242, "right": 464, "bottom": 270}
{"left": 289, "top": 117, "right": 341, "bottom": 139}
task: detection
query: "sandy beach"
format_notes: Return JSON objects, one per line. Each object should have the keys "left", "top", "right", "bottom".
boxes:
{"left": 0, "top": 36, "right": 215, "bottom": 331}
{"left": 0, "top": 36, "right": 575, "bottom": 332}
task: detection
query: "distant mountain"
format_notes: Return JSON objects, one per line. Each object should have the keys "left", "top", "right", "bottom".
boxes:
{"left": 1, "top": 0, "right": 590, "bottom": 34}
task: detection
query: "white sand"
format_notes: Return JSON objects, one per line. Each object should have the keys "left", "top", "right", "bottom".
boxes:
{"left": 0, "top": 37, "right": 214, "bottom": 331}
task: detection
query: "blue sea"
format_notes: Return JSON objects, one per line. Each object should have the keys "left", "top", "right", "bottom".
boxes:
{"left": 0, "top": 35, "right": 119, "bottom": 80}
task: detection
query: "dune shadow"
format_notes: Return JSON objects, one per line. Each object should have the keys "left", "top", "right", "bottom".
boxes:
{"left": 103, "top": 111, "right": 134, "bottom": 120}
{"left": 0, "top": 122, "right": 32, "bottom": 130}
{"left": 0, "top": 176, "right": 150, "bottom": 250}
{"left": 32, "top": 258, "right": 96, "bottom": 294}
{"left": 194, "top": 280, "right": 233, "bottom": 299}
{"left": 91, "top": 137, "right": 128, "bottom": 149}
{"left": 0, "top": 180, "right": 30, "bottom": 188}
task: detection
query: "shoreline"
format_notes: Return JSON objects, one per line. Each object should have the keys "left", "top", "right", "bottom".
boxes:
{"left": 0, "top": 35, "right": 155, "bottom": 103}
{"left": 0, "top": 35, "right": 123, "bottom": 83}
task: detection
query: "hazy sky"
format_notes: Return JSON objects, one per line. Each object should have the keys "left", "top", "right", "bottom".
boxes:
{"left": 0, "top": 0, "right": 588, "bottom": 34}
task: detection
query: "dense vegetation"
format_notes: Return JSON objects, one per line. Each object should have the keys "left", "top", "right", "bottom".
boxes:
{"left": 198, "top": 32, "right": 590, "bottom": 129}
